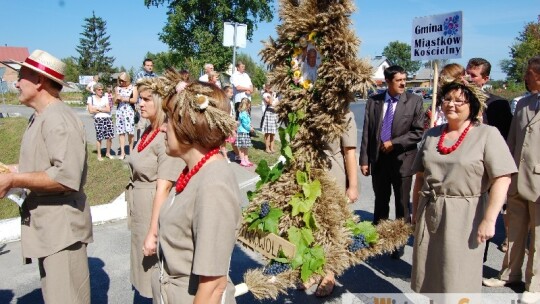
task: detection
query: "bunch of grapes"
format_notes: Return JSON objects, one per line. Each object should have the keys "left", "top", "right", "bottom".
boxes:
{"left": 263, "top": 262, "right": 291, "bottom": 276}
{"left": 259, "top": 201, "right": 270, "bottom": 218}
{"left": 348, "top": 234, "right": 369, "bottom": 252}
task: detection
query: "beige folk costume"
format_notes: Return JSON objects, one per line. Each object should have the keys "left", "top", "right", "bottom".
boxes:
{"left": 411, "top": 124, "right": 517, "bottom": 292}
{"left": 152, "top": 161, "right": 241, "bottom": 304}
{"left": 324, "top": 111, "right": 357, "bottom": 189}
{"left": 20, "top": 102, "right": 93, "bottom": 303}
{"left": 127, "top": 131, "right": 183, "bottom": 297}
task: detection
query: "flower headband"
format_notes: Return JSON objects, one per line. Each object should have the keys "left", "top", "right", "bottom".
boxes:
{"left": 139, "top": 70, "right": 236, "bottom": 137}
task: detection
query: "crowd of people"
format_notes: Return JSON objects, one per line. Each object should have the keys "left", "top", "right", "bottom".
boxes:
{"left": 0, "top": 48, "right": 538, "bottom": 304}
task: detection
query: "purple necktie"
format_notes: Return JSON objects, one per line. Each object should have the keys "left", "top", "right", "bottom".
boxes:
{"left": 380, "top": 97, "right": 397, "bottom": 142}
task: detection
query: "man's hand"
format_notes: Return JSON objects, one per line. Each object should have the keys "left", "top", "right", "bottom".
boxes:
{"left": 360, "top": 165, "right": 370, "bottom": 176}
{"left": 0, "top": 173, "right": 14, "bottom": 198}
{"left": 380, "top": 141, "right": 394, "bottom": 154}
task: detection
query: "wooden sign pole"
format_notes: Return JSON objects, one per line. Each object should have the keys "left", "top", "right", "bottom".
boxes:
{"left": 430, "top": 61, "right": 439, "bottom": 128}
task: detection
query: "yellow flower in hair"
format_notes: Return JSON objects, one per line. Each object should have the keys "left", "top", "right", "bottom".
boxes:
{"left": 302, "top": 79, "right": 312, "bottom": 90}
{"left": 293, "top": 47, "right": 302, "bottom": 57}
{"left": 195, "top": 94, "right": 209, "bottom": 110}
{"left": 308, "top": 31, "right": 317, "bottom": 42}
{"left": 293, "top": 70, "right": 301, "bottom": 78}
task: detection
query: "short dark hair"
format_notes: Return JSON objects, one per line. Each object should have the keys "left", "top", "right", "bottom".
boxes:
{"left": 527, "top": 55, "right": 540, "bottom": 74}
{"left": 440, "top": 82, "right": 481, "bottom": 124}
{"left": 384, "top": 65, "right": 406, "bottom": 81}
{"left": 222, "top": 85, "right": 232, "bottom": 91}
{"left": 143, "top": 58, "right": 153, "bottom": 65}
{"left": 467, "top": 58, "right": 491, "bottom": 77}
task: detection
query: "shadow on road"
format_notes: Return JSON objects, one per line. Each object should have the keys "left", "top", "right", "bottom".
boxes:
{"left": 90, "top": 257, "right": 110, "bottom": 304}
{"left": 0, "top": 290, "right": 14, "bottom": 304}
{"left": 16, "top": 288, "right": 43, "bottom": 304}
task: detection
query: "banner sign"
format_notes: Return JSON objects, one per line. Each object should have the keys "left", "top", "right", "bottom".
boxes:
{"left": 238, "top": 230, "right": 296, "bottom": 260}
{"left": 411, "top": 11, "right": 463, "bottom": 60}
{"left": 223, "top": 22, "right": 247, "bottom": 48}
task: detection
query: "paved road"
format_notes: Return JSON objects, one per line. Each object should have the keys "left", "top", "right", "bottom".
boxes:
{"left": 0, "top": 101, "right": 521, "bottom": 303}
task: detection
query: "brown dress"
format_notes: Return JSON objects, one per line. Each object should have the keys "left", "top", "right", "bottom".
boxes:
{"left": 127, "top": 131, "right": 183, "bottom": 297}
{"left": 152, "top": 160, "right": 241, "bottom": 304}
{"left": 324, "top": 111, "right": 357, "bottom": 189}
{"left": 411, "top": 124, "right": 517, "bottom": 293}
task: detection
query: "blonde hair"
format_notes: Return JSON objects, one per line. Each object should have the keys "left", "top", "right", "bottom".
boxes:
{"left": 238, "top": 97, "right": 251, "bottom": 112}
{"left": 117, "top": 72, "right": 131, "bottom": 85}
{"left": 439, "top": 63, "right": 465, "bottom": 85}
{"left": 136, "top": 79, "right": 166, "bottom": 128}
{"left": 154, "top": 70, "right": 236, "bottom": 149}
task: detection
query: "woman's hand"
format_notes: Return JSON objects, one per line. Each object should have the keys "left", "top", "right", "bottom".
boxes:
{"left": 142, "top": 232, "right": 157, "bottom": 256}
{"left": 346, "top": 187, "right": 358, "bottom": 203}
{"left": 477, "top": 219, "right": 496, "bottom": 244}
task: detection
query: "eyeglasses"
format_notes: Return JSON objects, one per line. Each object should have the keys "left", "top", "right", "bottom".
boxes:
{"left": 442, "top": 98, "right": 468, "bottom": 107}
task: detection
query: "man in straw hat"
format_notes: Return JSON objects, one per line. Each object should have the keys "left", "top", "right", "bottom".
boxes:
{"left": 0, "top": 50, "right": 93, "bottom": 303}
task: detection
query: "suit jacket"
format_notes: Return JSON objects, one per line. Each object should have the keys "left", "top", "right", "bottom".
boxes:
{"left": 484, "top": 93, "right": 512, "bottom": 139}
{"left": 360, "top": 91, "right": 424, "bottom": 177}
{"left": 507, "top": 93, "right": 540, "bottom": 202}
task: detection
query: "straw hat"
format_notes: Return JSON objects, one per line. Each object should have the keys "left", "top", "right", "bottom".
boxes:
{"left": 2, "top": 49, "right": 70, "bottom": 87}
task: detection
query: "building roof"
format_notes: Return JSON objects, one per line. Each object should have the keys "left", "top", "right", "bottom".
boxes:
{"left": 414, "top": 67, "right": 432, "bottom": 80}
{"left": 0, "top": 46, "right": 29, "bottom": 62}
{"left": 371, "top": 55, "right": 390, "bottom": 69}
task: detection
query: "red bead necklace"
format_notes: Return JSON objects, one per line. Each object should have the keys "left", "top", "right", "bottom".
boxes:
{"left": 137, "top": 128, "right": 161, "bottom": 152}
{"left": 175, "top": 148, "right": 220, "bottom": 193}
{"left": 437, "top": 123, "right": 472, "bottom": 155}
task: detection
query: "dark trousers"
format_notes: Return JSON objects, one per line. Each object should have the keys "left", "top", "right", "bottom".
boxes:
{"left": 371, "top": 154, "right": 412, "bottom": 225}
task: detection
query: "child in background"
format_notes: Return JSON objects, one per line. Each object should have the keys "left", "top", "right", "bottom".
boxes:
{"left": 236, "top": 97, "right": 254, "bottom": 167}
{"left": 221, "top": 86, "right": 237, "bottom": 162}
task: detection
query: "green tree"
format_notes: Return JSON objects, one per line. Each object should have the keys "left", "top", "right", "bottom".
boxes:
{"left": 500, "top": 15, "right": 540, "bottom": 83}
{"left": 144, "top": 0, "right": 273, "bottom": 72}
{"left": 62, "top": 57, "right": 80, "bottom": 83}
{"left": 75, "top": 11, "right": 115, "bottom": 76}
{"left": 382, "top": 41, "right": 421, "bottom": 76}
{"left": 236, "top": 53, "right": 267, "bottom": 89}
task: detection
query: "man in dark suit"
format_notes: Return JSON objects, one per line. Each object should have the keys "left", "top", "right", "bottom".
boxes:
{"left": 466, "top": 58, "right": 513, "bottom": 139}
{"left": 360, "top": 65, "right": 424, "bottom": 248}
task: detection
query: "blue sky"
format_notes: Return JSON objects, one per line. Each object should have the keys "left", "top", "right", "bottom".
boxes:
{"left": 1, "top": 0, "right": 537, "bottom": 80}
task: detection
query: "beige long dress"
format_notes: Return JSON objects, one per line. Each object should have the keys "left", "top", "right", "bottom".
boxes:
{"left": 127, "top": 131, "right": 183, "bottom": 297}
{"left": 152, "top": 160, "right": 241, "bottom": 304}
{"left": 411, "top": 124, "right": 517, "bottom": 293}
{"left": 324, "top": 111, "right": 357, "bottom": 188}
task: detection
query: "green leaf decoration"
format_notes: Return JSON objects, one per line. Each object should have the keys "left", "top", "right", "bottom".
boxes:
{"left": 283, "top": 146, "right": 293, "bottom": 161}
{"left": 300, "top": 228, "right": 314, "bottom": 246}
{"left": 302, "top": 211, "right": 318, "bottom": 229}
{"left": 269, "top": 162, "right": 284, "bottom": 182}
{"left": 299, "top": 245, "right": 326, "bottom": 282}
{"left": 296, "top": 170, "right": 308, "bottom": 185}
{"left": 245, "top": 211, "right": 260, "bottom": 223}
{"left": 289, "top": 194, "right": 304, "bottom": 216}
{"left": 246, "top": 190, "right": 255, "bottom": 201}
{"left": 297, "top": 109, "right": 306, "bottom": 120}
{"left": 356, "top": 221, "right": 379, "bottom": 244}
{"left": 290, "top": 123, "right": 300, "bottom": 139}
{"left": 303, "top": 180, "right": 321, "bottom": 203}
{"left": 346, "top": 220, "right": 379, "bottom": 245}
{"left": 289, "top": 194, "right": 315, "bottom": 216}
{"left": 262, "top": 208, "right": 284, "bottom": 234}
{"left": 248, "top": 218, "right": 262, "bottom": 231}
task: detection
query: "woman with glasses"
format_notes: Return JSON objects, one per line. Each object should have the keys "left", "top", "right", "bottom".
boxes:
{"left": 410, "top": 80, "right": 517, "bottom": 293}
{"left": 114, "top": 72, "right": 136, "bottom": 159}
{"left": 87, "top": 83, "right": 114, "bottom": 160}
